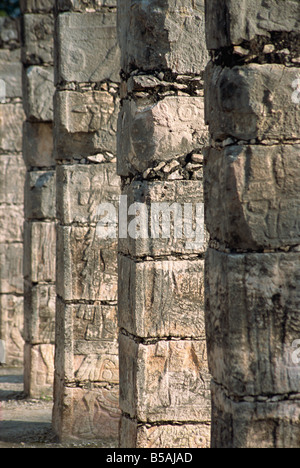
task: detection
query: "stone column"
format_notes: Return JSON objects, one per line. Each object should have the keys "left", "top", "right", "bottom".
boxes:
{"left": 21, "top": 0, "right": 56, "bottom": 398}
{"left": 0, "top": 17, "right": 25, "bottom": 366}
{"left": 52, "top": 0, "right": 121, "bottom": 443}
{"left": 118, "top": 0, "right": 211, "bottom": 448}
{"left": 204, "top": 0, "right": 300, "bottom": 448}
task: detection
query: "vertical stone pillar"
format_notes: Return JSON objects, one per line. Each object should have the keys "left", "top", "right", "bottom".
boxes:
{"left": 52, "top": 0, "right": 121, "bottom": 442}
{"left": 21, "top": 0, "right": 56, "bottom": 398}
{"left": 204, "top": 0, "right": 300, "bottom": 448}
{"left": 118, "top": 0, "right": 211, "bottom": 448}
{"left": 0, "top": 17, "right": 25, "bottom": 366}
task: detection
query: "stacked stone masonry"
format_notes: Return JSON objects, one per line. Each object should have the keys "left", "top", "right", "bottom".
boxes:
{"left": 52, "top": 0, "right": 121, "bottom": 442}
{"left": 0, "top": 17, "right": 25, "bottom": 366}
{"left": 204, "top": 0, "right": 300, "bottom": 448}
{"left": 21, "top": 0, "right": 56, "bottom": 399}
{"left": 117, "top": 0, "right": 211, "bottom": 448}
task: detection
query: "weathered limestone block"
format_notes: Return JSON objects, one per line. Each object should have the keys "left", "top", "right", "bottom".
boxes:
{"left": 0, "top": 17, "right": 19, "bottom": 46}
{"left": 0, "top": 49, "right": 22, "bottom": 98}
{"left": 23, "top": 221, "right": 56, "bottom": 283}
{"left": 56, "top": 226, "right": 117, "bottom": 302}
{"left": 118, "top": 0, "right": 208, "bottom": 74}
{"left": 205, "top": 0, "right": 300, "bottom": 50}
{"left": 205, "top": 63, "right": 300, "bottom": 141}
{"left": 25, "top": 170, "right": 56, "bottom": 220}
{"left": 22, "top": 14, "right": 54, "bottom": 65}
{"left": 23, "top": 66, "right": 54, "bottom": 121}
{"left": 206, "top": 249, "right": 300, "bottom": 397}
{"left": 120, "top": 417, "right": 210, "bottom": 449}
{"left": 20, "top": 0, "right": 54, "bottom": 13}
{"left": 0, "top": 206, "right": 24, "bottom": 243}
{"left": 55, "top": 299, "right": 118, "bottom": 382}
{"left": 57, "top": 0, "right": 117, "bottom": 10}
{"left": 119, "top": 334, "right": 211, "bottom": 423}
{"left": 119, "top": 179, "right": 207, "bottom": 257}
{"left": 24, "top": 343, "right": 54, "bottom": 398}
{"left": 0, "top": 294, "right": 24, "bottom": 365}
{"left": 54, "top": 90, "right": 119, "bottom": 159}
{"left": 118, "top": 96, "right": 207, "bottom": 176}
{"left": 0, "top": 104, "right": 24, "bottom": 152}
{"left": 24, "top": 283, "right": 55, "bottom": 344}
{"left": 23, "top": 122, "right": 54, "bottom": 167}
{"left": 205, "top": 144, "right": 300, "bottom": 250}
{"left": 0, "top": 156, "right": 26, "bottom": 205}
{"left": 53, "top": 378, "right": 120, "bottom": 441}
{"left": 56, "top": 163, "right": 119, "bottom": 224}
{"left": 211, "top": 383, "right": 300, "bottom": 449}
{"left": 55, "top": 12, "right": 120, "bottom": 84}
{"left": 119, "top": 256, "right": 205, "bottom": 339}
{"left": 0, "top": 244, "right": 23, "bottom": 294}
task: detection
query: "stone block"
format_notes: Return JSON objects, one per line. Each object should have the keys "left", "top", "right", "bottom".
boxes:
{"left": 52, "top": 378, "right": 120, "bottom": 441}
{"left": 205, "top": 144, "right": 300, "bottom": 250}
{"left": 205, "top": 63, "right": 300, "bottom": 141}
{"left": 118, "top": 0, "right": 208, "bottom": 74}
{"left": 120, "top": 417, "right": 210, "bottom": 449}
{"left": 206, "top": 249, "right": 300, "bottom": 397}
{"left": 23, "top": 122, "right": 54, "bottom": 168}
{"left": 119, "top": 180, "right": 207, "bottom": 257}
{"left": 119, "top": 334, "right": 211, "bottom": 423}
{"left": 0, "top": 17, "right": 19, "bottom": 46}
{"left": 54, "top": 90, "right": 119, "bottom": 159}
{"left": 0, "top": 294, "right": 24, "bottom": 366}
{"left": 23, "top": 66, "right": 54, "bottom": 122}
{"left": 24, "top": 282, "right": 56, "bottom": 344}
{"left": 55, "top": 12, "right": 120, "bottom": 84}
{"left": 23, "top": 221, "right": 56, "bottom": 283}
{"left": 56, "top": 163, "right": 120, "bottom": 224}
{"left": 0, "top": 103, "right": 24, "bottom": 152}
{"left": 55, "top": 298, "right": 118, "bottom": 383}
{"left": 0, "top": 156, "right": 26, "bottom": 205}
{"left": 205, "top": 0, "right": 300, "bottom": 50}
{"left": 0, "top": 49, "right": 22, "bottom": 98}
{"left": 0, "top": 243, "right": 23, "bottom": 294}
{"left": 25, "top": 170, "right": 56, "bottom": 220}
{"left": 56, "top": 225, "right": 117, "bottom": 301}
{"left": 118, "top": 96, "right": 207, "bottom": 176}
{"left": 22, "top": 14, "right": 54, "bottom": 66}
{"left": 0, "top": 206, "right": 24, "bottom": 243}
{"left": 118, "top": 255, "right": 205, "bottom": 339}
{"left": 24, "top": 343, "right": 54, "bottom": 398}
{"left": 211, "top": 383, "right": 300, "bottom": 448}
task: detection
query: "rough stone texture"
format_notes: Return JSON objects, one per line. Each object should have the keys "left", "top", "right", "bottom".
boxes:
{"left": 205, "top": 0, "right": 300, "bottom": 448}
{"left": 118, "top": 96, "right": 206, "bottom": 176}
{"left": 206, "top": 249, "right": 300, "bottom": 397}
{"left": 205, "top": 144, "right": 300, "bottom": 250}
{"left": 54, "top": 89, "right": 119, "bottom": 160}
{"left": 55, "top": 12, "right": 120, "bottom": 84}
{"left": 23, "top": 122, "right": 54, "bottom": 168}
{"left": 211, "top": 382, "right": 300, "bottom": 449}
{"left": 120, "top": 417, "right": 211, "bottom": 449}
{"left": 119, "top": 334, "right": 211, "bottom": 423}
{"left": 53, "top": 3, "right": 121, "bottom": 442}
{"left": 205, "top": 0, "right": 300, "bottom": 50}
{"left": 0, "top": 17, "right": 25, "bottom": 366}
{"left": 120, "top": 180, "right": 207, "bottom": 258}
{"left": 118, "top": 0, "right": 208, "bottom": 74}
{"left": 23, "top": 66, "right": 54, "bottom": 122}
{"left": 205, "top": 63, "right": 300, "bottom": 142}
{"left": 24, "top": 343, "right": 55, "bottom": 399}
{"left": 22, "top": 0, "right": 56, "bottom": 398}
{"left": 118, "top": 256, "right": 205, "bottom": 339}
